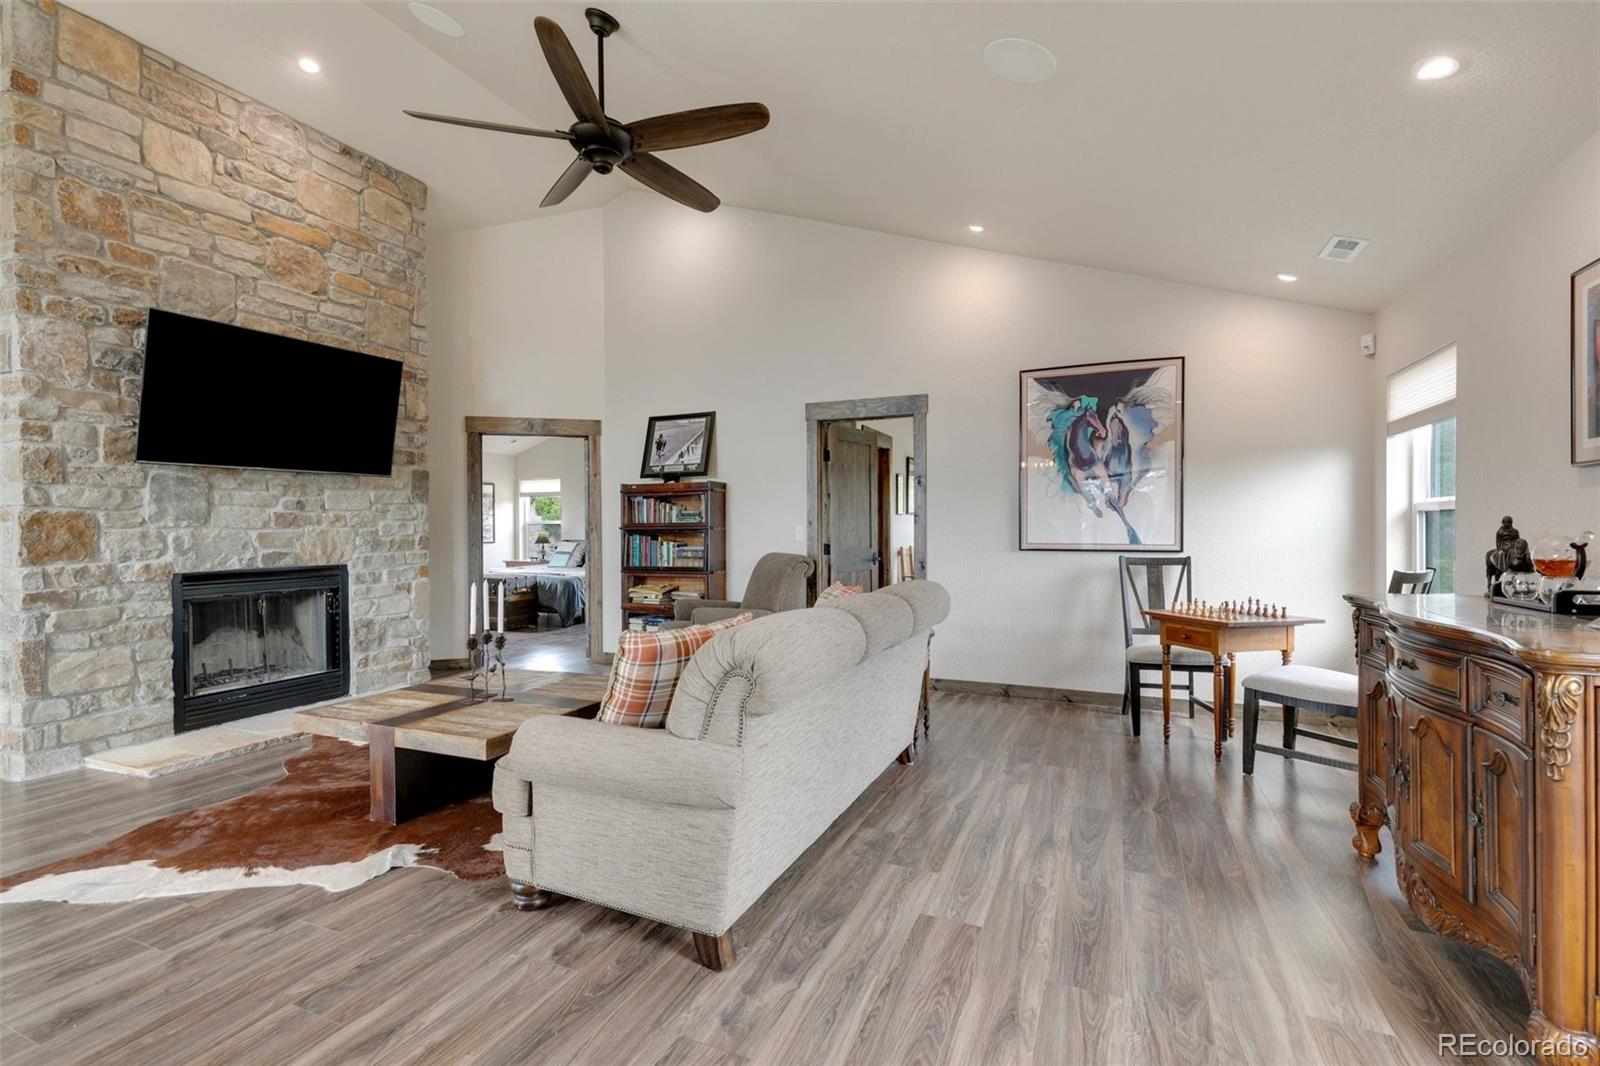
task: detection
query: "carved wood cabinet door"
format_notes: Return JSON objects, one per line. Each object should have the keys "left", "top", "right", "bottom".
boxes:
{"left": 1398, "top": 695, "right": 1473, "bottom": 902}
{"left": 1472, "top": 728, "right": 1532, "bottom": 943}
{"left": 1357, "top": 674, "right": 1390, "bottom": 803}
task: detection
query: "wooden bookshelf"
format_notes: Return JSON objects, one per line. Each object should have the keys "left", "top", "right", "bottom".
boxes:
{"left": 621, "top": 481, "right": 726, "bottom": 631}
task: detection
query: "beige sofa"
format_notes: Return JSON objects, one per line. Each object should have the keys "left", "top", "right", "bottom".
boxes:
{"left": 490, "top": 580, "right": 949, "bottom": 968}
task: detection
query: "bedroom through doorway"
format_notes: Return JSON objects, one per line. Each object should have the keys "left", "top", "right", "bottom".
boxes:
{"left": 466, "top": 418, "right": 604, "bottom": 672}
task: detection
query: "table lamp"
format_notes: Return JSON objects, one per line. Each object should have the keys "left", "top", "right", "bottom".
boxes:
{"left": 534, "top": 531, "right": 551, "bottom": 562}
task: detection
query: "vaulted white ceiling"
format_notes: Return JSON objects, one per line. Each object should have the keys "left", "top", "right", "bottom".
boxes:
{"left": 80, "top": 2, "right": 1599, "bottom": 312}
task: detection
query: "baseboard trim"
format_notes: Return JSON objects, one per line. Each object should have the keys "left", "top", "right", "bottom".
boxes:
{"left": 430, "top": 657, "right": 470, "bottom": 674}
{"left": 932, "top": 678, "right": 1121, "bottom": 706}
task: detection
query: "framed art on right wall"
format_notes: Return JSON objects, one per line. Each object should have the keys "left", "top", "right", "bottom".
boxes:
{"left": 1573, "top": 256, "right": 1600, "bottom": 465}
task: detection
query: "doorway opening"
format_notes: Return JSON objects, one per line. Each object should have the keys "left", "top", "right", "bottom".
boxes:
{"left": 805, "top": 395, "right": 928, "bottom": 590}
{"left": 466, "top": 418, "right": 603, "bottom": 669}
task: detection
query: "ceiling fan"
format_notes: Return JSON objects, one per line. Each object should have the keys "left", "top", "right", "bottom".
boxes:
{"left": 404, "top": 7, "right": 769, "bottom": 213}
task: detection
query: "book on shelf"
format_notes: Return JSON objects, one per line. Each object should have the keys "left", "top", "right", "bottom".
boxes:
{"left": 628, "top": 497, "right": 706, "bottom": 525}
{"left": 627, "top": 533, "right": 708, "bottom": 569}
{"left": 627, "top": 582, "right": 677, "bottom": 605}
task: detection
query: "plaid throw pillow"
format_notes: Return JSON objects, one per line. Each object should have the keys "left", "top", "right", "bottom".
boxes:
{"left": 815, "top": 581, "right": 862, "bottom": 605}
{"left": 597, "top": 613, "right": 753, "bottom": 728}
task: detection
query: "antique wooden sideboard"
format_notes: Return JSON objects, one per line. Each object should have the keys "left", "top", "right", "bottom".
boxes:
{"left": 1346, "top": 593, "right": 1599, "bottom": 1065}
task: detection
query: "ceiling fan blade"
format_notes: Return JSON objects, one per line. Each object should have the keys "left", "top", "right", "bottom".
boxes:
{"left": 534, "top": 16, "right": 608, "bottom": 133}
{"left": 620, "top": 152, "right": 720, "bottom": 212}
{"left": 627, "top": 103, "right": 770, "bottom": 153}
{"left": 541, "top": 157, "right": 593, "bottom": 208}
{"left": 402, "top": 110, "right": 572, "bottom": 140}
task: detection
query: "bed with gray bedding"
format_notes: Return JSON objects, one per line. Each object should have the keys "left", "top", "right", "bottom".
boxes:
{"left": 486, "top": 565, "right": 587, "bottom": 627}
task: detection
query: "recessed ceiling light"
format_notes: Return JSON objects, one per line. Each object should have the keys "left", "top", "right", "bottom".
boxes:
{"left": 409, "top": 2, "right": 465, "bottom": 39}
{"left": 967, "top": 224, "right": 985, "bottom": 233}
{"left": 1276, "top": 273, "right": 1299, "bottom": 283}
{"left": 296, "top": 56, "right": 322, "bottom": 75}
{"left": 983, "top": 38, "right": 1057, "bottom": 84}
{"left": 1413, "top": 55, "right": 1461, "bottom": 81}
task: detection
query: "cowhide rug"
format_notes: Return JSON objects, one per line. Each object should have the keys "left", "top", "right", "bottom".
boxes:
{"left": 0, "top": 737, "right": 503, "bottom": 905}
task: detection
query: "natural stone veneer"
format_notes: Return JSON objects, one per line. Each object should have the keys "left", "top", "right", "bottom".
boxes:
{"left": 0, "top": 1, "right": 430, "bottom": 779}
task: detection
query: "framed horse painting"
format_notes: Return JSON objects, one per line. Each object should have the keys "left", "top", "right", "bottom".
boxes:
{"left": 1020, "top": 357, "right": 1185, "bottom": 551}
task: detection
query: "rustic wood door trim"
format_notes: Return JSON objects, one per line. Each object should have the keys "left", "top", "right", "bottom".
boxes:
{"left": 464, "top": 417, "right": 603, "bottom": 664}
{"left": 805, "top": 395, "right": 928, "bottom": 587}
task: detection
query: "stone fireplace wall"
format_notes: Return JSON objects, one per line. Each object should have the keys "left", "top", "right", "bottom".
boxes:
{"left": 0, "top": 1, "right": 430, "bottom": 779}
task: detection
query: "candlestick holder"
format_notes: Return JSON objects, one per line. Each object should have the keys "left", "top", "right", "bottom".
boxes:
{"left": 465, "top": 631, "right": 512, "bottom": 702}
{"left": 488, "top": 632, "right": 511, "bottom": 702}
{"left": 465, "top": 633, "right": 485, "bottom": 701}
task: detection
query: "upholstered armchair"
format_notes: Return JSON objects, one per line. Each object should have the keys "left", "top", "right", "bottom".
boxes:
{"left": 670, "top": 552, "right": 815, "bottom": 626}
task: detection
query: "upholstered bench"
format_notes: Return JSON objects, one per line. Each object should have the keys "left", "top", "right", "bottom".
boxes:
{"left": 1240, "top": 665, "right": 1359, "bottom": 775}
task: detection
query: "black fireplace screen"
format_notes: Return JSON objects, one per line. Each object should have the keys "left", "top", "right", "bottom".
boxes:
{"left": 185, "top": 589, "right": 329, "bottom": 697}
{"left": 172, "top": 566, "right": 348, "bottom": 732}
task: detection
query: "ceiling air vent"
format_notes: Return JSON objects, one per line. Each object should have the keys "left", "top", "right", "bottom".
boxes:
{"left": 1318, "top": 235, "right": 1369, "bottom": 263}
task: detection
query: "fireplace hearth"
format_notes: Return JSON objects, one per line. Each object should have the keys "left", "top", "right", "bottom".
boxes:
{"left": 172, "top": 566, "right": 350, "bottom": 732}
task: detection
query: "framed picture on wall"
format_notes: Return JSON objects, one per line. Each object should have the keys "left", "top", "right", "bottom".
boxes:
{"left": 893, "top": 473, "right": 906, "bottom": 515}
{"left": 904, "top": 456, "right": 916, "bottom": 515}
{"left": 1019, "top": 356, "right": 1185, "bottom": 551}
{"left": 482, "top": 483, "right": 495, "bottom": 542}
{"left": 641, "top": 412, "right": 715, "bottom": 480}
{"left": 1573, "top": 257, "right": 1600, "bottom": 465}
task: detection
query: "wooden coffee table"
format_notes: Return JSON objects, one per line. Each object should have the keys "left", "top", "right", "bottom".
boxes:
{"left": 293, "top": 670, "right": 607, "bottom": 824}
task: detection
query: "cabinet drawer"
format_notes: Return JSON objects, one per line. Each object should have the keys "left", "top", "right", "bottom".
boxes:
{"left": 1389, "top": 636, "right": 1462, "bottom": 704}
{"left": 1359, "top": 620, "right": 1392, "bottom": 666}
{"left": 1466, "top": 659, "right": 1532, "bottom": 745}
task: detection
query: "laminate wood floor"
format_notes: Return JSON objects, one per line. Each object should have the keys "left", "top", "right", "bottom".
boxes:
{"left": 500, "top": 622, "right": 600, "bottom": 675}
{"left": 0, "top": 693, "right": 1532, "bottom": 1065}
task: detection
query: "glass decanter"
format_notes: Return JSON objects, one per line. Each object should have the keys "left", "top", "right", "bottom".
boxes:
{"left": 1532, "top": 530, "right": 1593, "bottom": 601}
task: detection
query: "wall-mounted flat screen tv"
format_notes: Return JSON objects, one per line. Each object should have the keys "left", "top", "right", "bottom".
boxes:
{"left": 135, "top": 310, "right": 404, "bottom": 476}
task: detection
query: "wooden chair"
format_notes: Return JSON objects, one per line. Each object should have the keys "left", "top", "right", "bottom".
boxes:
{"left": 1388, "top": 568, "right": 1435, "bottom": 594}
{"left": 896, "top": 545, "right": 915, "bottom": 583}
{"left": 1117, "top": 556, "right": 1220, "bottom": 736}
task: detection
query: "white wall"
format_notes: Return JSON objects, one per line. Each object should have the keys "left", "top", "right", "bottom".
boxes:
{"left": 1374, "top": 132, "right": 1600, "bottom": 587}
{"left": 426, "top": 209, "right": 605, "bottom": 646}
{"left": 860, "top": 418, "right": 916, "bottom": 581}
{"left": 514, "top": 437, "right": 588, "bottom": 544}
{"left": 601, "top": 194, "right": 1376, "bottom": 692}
{"left": 481, "top": 453, "right": 516, "bottom": 567}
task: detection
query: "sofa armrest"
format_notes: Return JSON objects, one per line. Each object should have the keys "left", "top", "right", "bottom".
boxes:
{"left": 690, "top": 606, "right": 769, "bottom": 625}
{"left": 495, "top": 715, "right": 742, "bottom": 813}
{"left": 674, "top": 598, "right": 740, "bottom": 621}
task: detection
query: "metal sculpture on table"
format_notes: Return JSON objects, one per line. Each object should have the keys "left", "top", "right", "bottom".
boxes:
{"left": 464, "top": 630, "right": 511, "bottom": 703}
{"left": 1485, "top": 515, "right": 1534, "bottom": 595}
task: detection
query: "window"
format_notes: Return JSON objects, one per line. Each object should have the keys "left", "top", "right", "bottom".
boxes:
{"left": 1410, "top": 418, "right": 1456, "bottom": 592}
{"left": 518, "top": 479, "right": 562, "bottom": 557}
{"left": 1387, "top": 346, "right": 1457, "bottom": 592}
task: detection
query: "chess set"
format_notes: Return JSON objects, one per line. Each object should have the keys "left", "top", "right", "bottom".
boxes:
{"left": 1168, "top": 598, "right": 1290, "bottom": 620}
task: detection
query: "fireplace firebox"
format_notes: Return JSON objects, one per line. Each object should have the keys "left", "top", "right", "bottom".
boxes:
{"left": 171, "top": 566, "right": 350, "bottom": 732}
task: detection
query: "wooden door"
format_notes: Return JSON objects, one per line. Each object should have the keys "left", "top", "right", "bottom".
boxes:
{"left": 1473, "top": 728, "right": 1532, "bottom": 940}
{"left": 823, "top": 424, "right": 887, "bottom": 590}
{"left": 1398, "top": 694, "right": 1473, "bottom": 902}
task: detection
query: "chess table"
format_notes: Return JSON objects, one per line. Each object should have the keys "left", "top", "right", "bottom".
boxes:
{"left": 1141, "top": 604, "right": 1325, "bottom": 761}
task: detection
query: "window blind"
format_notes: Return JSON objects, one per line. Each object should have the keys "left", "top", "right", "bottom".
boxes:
{"left": 1387, "top": 345, "right": 1456, "bottom": 435}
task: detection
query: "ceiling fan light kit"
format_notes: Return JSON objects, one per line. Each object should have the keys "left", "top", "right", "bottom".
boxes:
{"left": 404, "top": 7, "right": 769, "bottom": 212}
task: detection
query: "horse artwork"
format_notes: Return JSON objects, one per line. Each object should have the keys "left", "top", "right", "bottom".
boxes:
{"left": 1020, "top": 357, "right": 1185, "bottom": 551}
